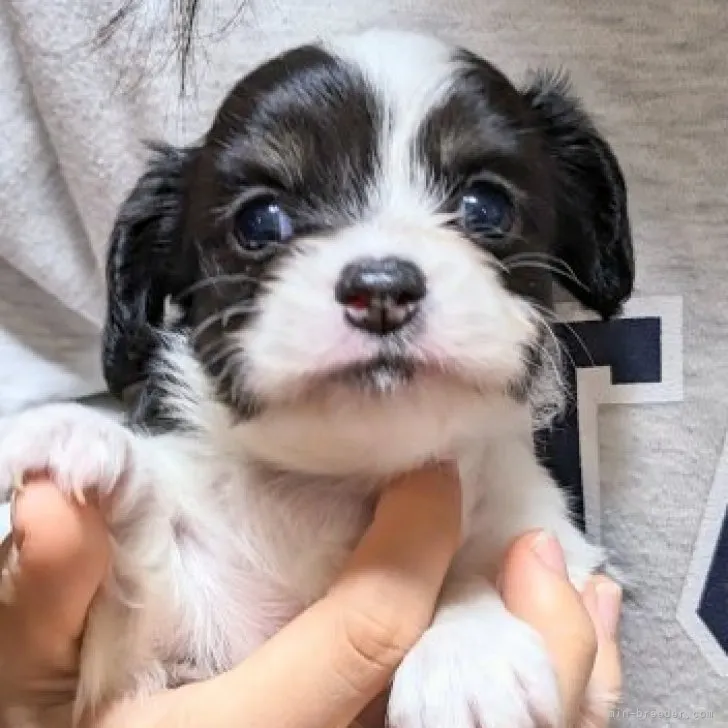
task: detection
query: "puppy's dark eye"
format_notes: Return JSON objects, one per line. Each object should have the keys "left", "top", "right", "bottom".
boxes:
{"left": 234, "top": 198, "right": 294, "bottom": 251}
{"left": 459, "top": 181, "right": 514, "bottom": 237}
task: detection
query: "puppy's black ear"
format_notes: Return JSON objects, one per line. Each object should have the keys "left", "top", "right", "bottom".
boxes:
{"left": 523, "top": 71, "right": 634, "bottom": 318}
{"left": 102, "top": 143, "right": 194, "bottom": 398}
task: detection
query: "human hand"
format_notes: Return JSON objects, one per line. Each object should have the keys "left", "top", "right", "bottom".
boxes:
{"left": 499, "top": 531, "right": 623, "bottom": 728}
{"left": 357, "top": 529, "right": 623, "bottom": 728}
{"left": 0, "top": 471, "right": 620, "bottom": 728}
{"left": 0, "top": 464, "right": 462, "bottom": 728}
{"left": 0, "top": 479, "right": 110, "bottom": 726}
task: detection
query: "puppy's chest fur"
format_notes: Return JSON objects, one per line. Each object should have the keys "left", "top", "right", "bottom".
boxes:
{"left": 138, "top": 435, "right": 526, "bottom": 679}
{"left": 139, "top": 453, "right": 365, "bottom": 667}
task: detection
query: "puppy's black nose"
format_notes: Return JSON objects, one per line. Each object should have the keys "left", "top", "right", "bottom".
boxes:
{"left": 335, "top": 257, "right": 426, "bottom": 335}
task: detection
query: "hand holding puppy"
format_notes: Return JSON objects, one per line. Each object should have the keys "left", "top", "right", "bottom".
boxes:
{"left": 0, "top": 468, "right": 620, "bottom": 728}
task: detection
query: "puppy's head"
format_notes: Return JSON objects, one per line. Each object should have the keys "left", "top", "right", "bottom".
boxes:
{"left": 103, "top": 30, "right": 633, "bottom": 471}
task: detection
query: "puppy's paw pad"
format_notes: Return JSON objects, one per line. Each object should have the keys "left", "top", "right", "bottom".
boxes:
{"left": 0, "top": 404, "right": 132, "bottom": 504}
{"left": 387, "top": 615, "right": 560, "bottom": 728}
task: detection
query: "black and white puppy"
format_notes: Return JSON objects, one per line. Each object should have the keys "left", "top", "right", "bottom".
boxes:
{"left": 0, "top": 29, "right": 633, "bottom": 727}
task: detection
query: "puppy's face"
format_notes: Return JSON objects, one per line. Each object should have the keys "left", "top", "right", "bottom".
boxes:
{"left": 188, "top": 33, "right": 556, "bottom": 409}
{"left": 103, "top": 30, "right": 633, "bottom": 468}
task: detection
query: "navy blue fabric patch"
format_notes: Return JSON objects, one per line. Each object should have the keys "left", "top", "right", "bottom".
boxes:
{"left": 536, "top": 317, "right": 662, "bottom": 531}
{"left": 698, "top": 506, "right": 728, "bottom": 653}
{"left": 535, "top": 311, "right": 727, "bottom": 663}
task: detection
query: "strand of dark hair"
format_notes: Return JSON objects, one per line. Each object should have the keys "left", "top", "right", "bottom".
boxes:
{"left": 94, "top": 1, "right": 250, "bottom": 96}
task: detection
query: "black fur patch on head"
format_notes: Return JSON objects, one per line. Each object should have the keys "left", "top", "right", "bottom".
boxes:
{"left": 103, "top": 44, "right": 384, "bottom": 419}
{"left": 520, "top": 70, "right": 634, "bottom": 318}
{"left": 414, "top": 50, "right": 633, "bottom": 320}
{"left": 415, "top": 50, "right": 558, "bottom": 312}
{"left": 181, "top": 45, "right": 383, "bottom": 412}
{"left": 103, "top": 143, "right": 196, "bottom": 398}
{"left": 411, "top": 49, "right": 633, "bottom": 402}
{"left": 198, "top": 45, "right": 381, "bottom": 220}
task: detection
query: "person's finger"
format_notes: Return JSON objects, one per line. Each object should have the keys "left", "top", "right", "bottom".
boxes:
{"left": 2, "top": 478, "right": 110, "bottom": 671}
{"left": 499, "top": 530, "right": 598, "bottom": 726}
{"left": 579, "top": 576, "right": 622, "bottom": 727}
{"left": 354, "top": 691, "right": 389, "bottom": 728}
{"left": 218, "top": 462, "right": 461, "bottom": 728}
{"left": 590, "top": 576, "right": 622, "bottom": 690}
{"left": 100, "top": 462, "right": 462, "bottom": 728}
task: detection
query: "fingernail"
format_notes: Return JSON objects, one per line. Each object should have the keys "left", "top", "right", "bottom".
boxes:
{"left": 530, "top": 530, "right": 567, "bottom": 576}
{"left": 595, "top": 580, "right": 622, "bottom": 639}
{"left": 10, "top": 486, "right": 25, "bottom": 551}
{"left": 0, "top": 543, "right": 19, "bottom": 605}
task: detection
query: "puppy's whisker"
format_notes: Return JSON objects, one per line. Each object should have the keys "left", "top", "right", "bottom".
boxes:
{"left": 221, "top": 305, "right": 257, "bottom": 329}
{"left": 502, "top": 252, "right": 589, "bottom": 294}
{"left": 526, "top": 305, "right": 578, "bottom": 374}
{"left": 195, "top": 334, "right": 246, "bottom": 369}
{"left": 176, "top": 273, "right": 260, "bottom": 300}
{"left": 203, "top": 343, "right": 244, "bottom": 372}
{"left": 503, "top": 251, "right": 566, "bottom": 263}
{"left": 504, "top": 261, "right": 590, "bottom": 294}
{"left": 195, "top": 336, "right": 227, "bottom": 363}
{"left": 530, "top": 313, "right": 568, "bottom": 374}
{"left": 191, "top": 304, "right": 260, "bottom": 342}
{"left": 486, "top": 255, "right": 509, "bottom": 275}
{"left": 217, "top": 350, "right": 250, "bottom": 406}
{"left": 503, "top": 251, "right": 583, "bottom": 281}
{"left": 556, "top": 320, "right": 595, "bottom": 368}
{"left": 529, "top": 341, "right": 567, "bottom": 396}
{"left": 529, "top": 301, "right": 595, "bottom": 368}
{"left": 214, "top": 351, "right": 245, "bottom": 390}
{"left": 523, "top": 320, "right": 575, "bottom": 415}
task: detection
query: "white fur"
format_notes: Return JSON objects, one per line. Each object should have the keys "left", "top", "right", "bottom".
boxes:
{"left": 0, "top": 30, "right": 604, "bottom": 728}
{"left": 327, "top": 30, "right": 457, "bottom": 216}
{"left": 388, "top": 580, "right": 562, "bottom": 728}
{"left": 0, "top": 346, "right": 601, "bottom": 726}
{"left": 242, "top": 224, "right": 535, "bottom": 408}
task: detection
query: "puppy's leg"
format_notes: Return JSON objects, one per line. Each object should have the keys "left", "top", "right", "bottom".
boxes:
{"left": 387, "top": 443, "right": 603, "bottom": 728}
{"left": 388, "top": 576, "right": 562, "bottom": 728}
{"left": 0, "top": 403, "right": 172, "bottom": 721}
{"left": 0, "top": 404, "right": 134, "bottom": 508}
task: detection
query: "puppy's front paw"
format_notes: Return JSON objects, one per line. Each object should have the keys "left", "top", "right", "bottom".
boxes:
{"left": 0, "top": 403, "right": 133, "bottom": 505}
{"left": 387, "top": 611, "right": 561, "bottom": 728}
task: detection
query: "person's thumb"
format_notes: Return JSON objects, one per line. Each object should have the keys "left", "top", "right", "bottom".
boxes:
{"left": 3, "top": 478, "right": 110, "bottom": 672}
{"left": 124, "top": 463, "right": 462, "bottom": 728}
{"left": 498, "top": 531, "right": 598, "bottom": 725}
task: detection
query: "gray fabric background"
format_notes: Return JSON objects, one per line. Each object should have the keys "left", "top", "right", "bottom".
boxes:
{"left": 0, "top": 1, "right": 726, "bottom": 724}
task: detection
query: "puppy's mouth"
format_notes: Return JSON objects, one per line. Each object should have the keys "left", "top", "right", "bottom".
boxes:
{"left": 301, "top": 340, "right": 462, "bottom": 399}
{"left": 329, "top": 353, "right": 418, "bottom": 394}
